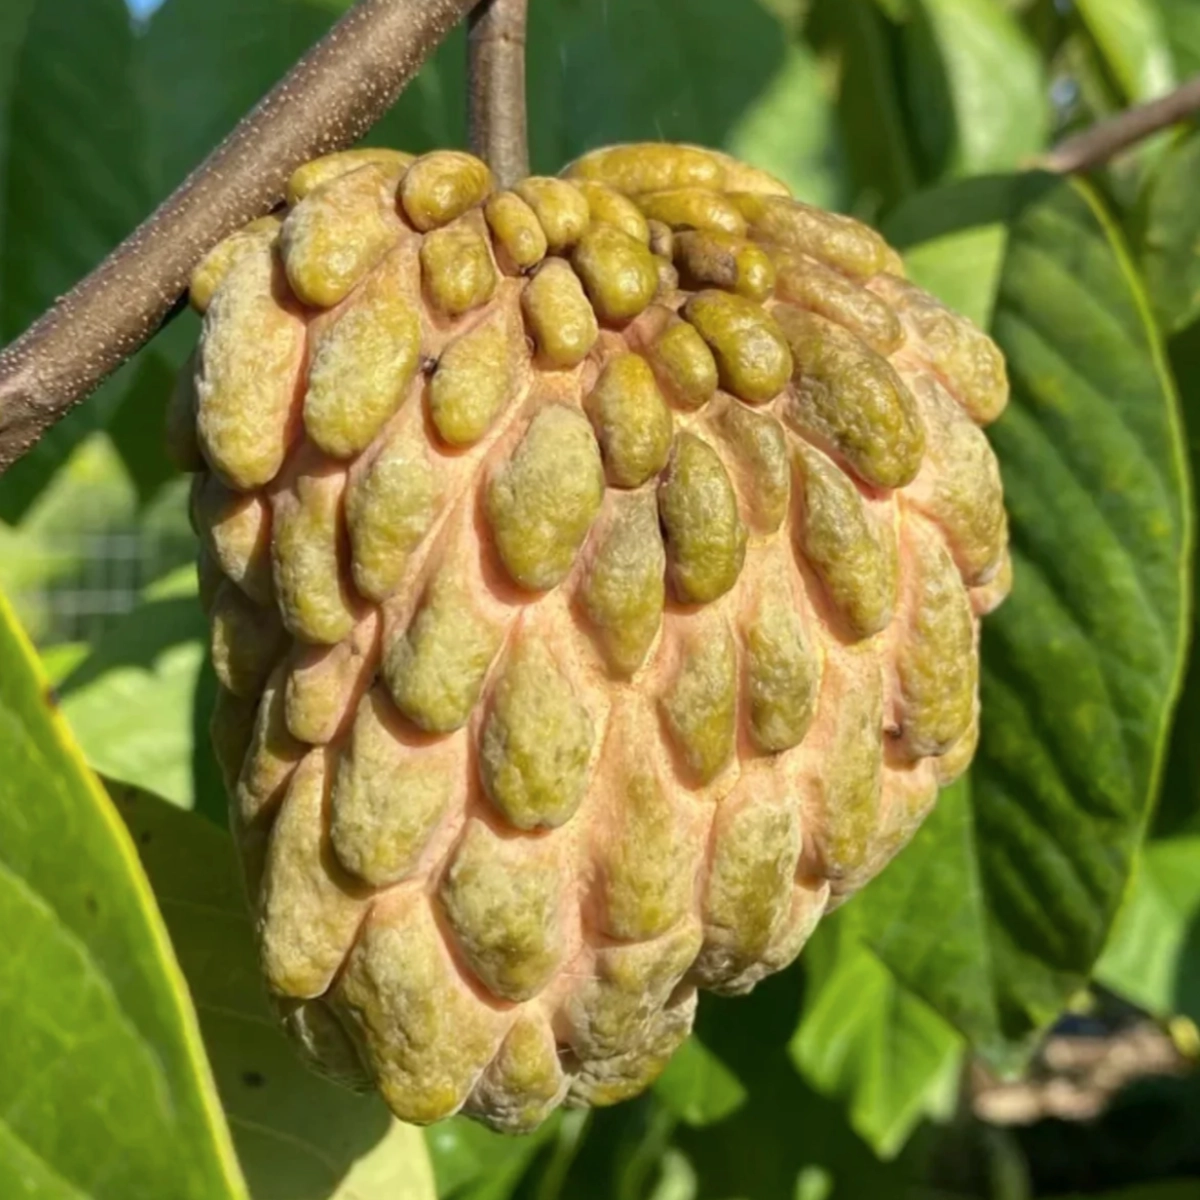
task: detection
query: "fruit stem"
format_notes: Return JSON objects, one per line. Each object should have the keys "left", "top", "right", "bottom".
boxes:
{"left": 468, "top": 0, "right": 530, "bottom": 188}
{"left": 0, "top": 0, "right": 479, "bottom": 475}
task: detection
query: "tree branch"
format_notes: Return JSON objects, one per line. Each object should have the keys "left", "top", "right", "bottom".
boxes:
{"left": 0, "top": 0, "right": 480, "bottom": 474}
{"left": 468, "top": 0, "right": 530, "bottom": 188}
{"left": 1040, "top": 74, "right": 1200, "bottom": 174}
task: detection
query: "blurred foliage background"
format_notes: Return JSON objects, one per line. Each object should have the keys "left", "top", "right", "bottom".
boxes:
{"left": 3, "top": 0, "right": 1200, "bottom": 1197}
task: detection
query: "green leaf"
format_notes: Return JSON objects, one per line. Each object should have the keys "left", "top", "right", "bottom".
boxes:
{"left": 903, "top": 0, "right": 1049, "bottom": 180}
{"left": 722, "top": 40, "right": 844, "bottom": 209}
{"left": 1135, "top": 131, "right": 1200, "bottom": 335}
{"left": 1074, "top": 0, "right": 1176, "bottom": 103}
{"left": 59, "top": 563, "right": 207, "bottom": 810}
{"left": 1154, "top": 0, "right": 1200, "bottom": 77}
{"left": 1096, "top": 835, "right": 1200, "bottom": 1022}
{"left": 653, "top": 1036, "right": 748, "bottom": 1128}
{"left": 0, "top": 0, "right": 155, "bottom": 521}
{"left": 871, "top": 173, "right": 1192, "bottom": 1063}
{"left": 808, "top": 0, "right": 918, "bottom": 217}
{"left": 790, "top": 924, "right": 962, "bottom": 1160}
{"left": 0, "top": 587, "right": 245, "bottom": 1198}
{"left": 111, "top": 781, "right": 437, "bottom": 1200}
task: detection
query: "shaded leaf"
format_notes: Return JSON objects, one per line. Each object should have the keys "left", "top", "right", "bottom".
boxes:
{"left": 112, "top": 781, "right": 437, "bottom": 1199}
{"left": 903, "top": 0, "right": 1049, "bottom": 180}
{"left": 870, "top": 173, "right": 1191, "bottom": 1063}
{"left": 0, "top": 0, "right": 154, "bottom": 521}
{"left": 1135, "top": 131, "right": 1200, "bottom": 335}
{"left": 1074, "top": 0, "right": 1176, "bottom": 103}
{"left": 0, "top": 585, "right": 245, "bottom": 1198}
{"left": 1096, "top": 835, "right": 1200, "bottom": 1023}
{"left": 790, "top": 923, "right": 962, "bottom": 1159}
{"left": 59, "top": 563, "right": 206, "bottom": 810}
{"left": 654, "top": 1036, "right": 747, "bottom": 1129}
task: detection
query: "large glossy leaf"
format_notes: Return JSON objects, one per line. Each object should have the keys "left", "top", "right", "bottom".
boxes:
{"left": 0, "top": 587, "right": 245, "bottom": 1198}
{"left": 111, "top": 781, "right": 438, "bottom": 1200}
{"left": 58, "top": 563, "right": 206, "bottom": 809}
{"left": 790, "top": 923, "right": 962, "bottom": 1160}
{"left": 902, "top": 0, "right": 1049, "bottom": 181}
{"left": 1095, "top": 835, "right": 1200, "bottom": 1022}
{"left": 1073, "top": 0, "right": 1176, "bottom": 103}
{"left": 869, "top": 173, "right": 1191, "bottom": 1064}
{"left": 653, "top": 1036, "right": 747, "bottom": 1129}
{"left": 0, "top": 0, "right": 155, "bottom": 522}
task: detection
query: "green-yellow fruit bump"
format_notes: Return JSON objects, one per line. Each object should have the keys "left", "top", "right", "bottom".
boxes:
{"left": 280, "top": 164, "right": 400, "bottom": 307}
{"left": 673, "top": 229, "right": 776, "bottom": 301}
{"left": 260, "top": 751, "right": 369, "bottom": 998}
{"left": 304, "top": 248, "right": 423, "bottom": 458}
{"left": 383, "top": 571, "right": 503, "bottom": 733}
{"left": 400, "top": 150, "right": 493, "bottom": 232}
{"left": 469, "top": 1015, "right": 564, "bottom": 1133}
{"left": 486, "top": 405, "right": 605, "bottom": 591}
{"left": 773, "top": 251, "right": 902, "bottom": 355}
{"left": 419, "top": 217, "right": 499, "bottom": 316}
{"left": 514, "top": 176, "right": 591, "bottom": 251}
{"left": 601, "top": 769, "right": 695, "bottom": 940}
{"left": 776, "top": 306, "right": 925, "bottom": 489}
{"left": 333, "top": 898, "right": 507, "bottom": 1125}
{"left": 661, "top": 620, "right": 737, "bottom": 784}
{"left": 573, "top": 180, "right": 650, "bottom": 243}
{"left": 209, "top": 580, "right": 285, "bottom": 698}
{"left": 272, "top": 464, "right": 359, "bottom": 646}
{"left": 571, "top": 224, "right": 659, "bottom": 323}
{"left": 731, "top": 191, "right": 892, "bottom": 279}
{"left": 568, "top": 924, "right": 701, "bottom": 1060}
{"left": 895, "top": 520, "right": 977, "bottom": 758}
{"left": 521, "top": 259, "right": 599, "bottom": 368}
{"left": 429, "top": 310, "right": 515, "bottom": 446}
{"left": 871, "top": 273, "right": 1008, "bottom": 424}
{"left": 584, "top": 353, "right": 673, "bottom": 487}
{"left": 743, "top": 584, "right": 820, "bottom": 753}
{"left": 791, "top": 440, "right": 897, "bottom": 639}
{"left": 682, "top": 290, "right": 792, "bottom": 405}
{"left": 646, "top": 320, "right": 718, "bottom": 410}
{"left": 479, "top": 639, "right": 595, "bottom": 830}
{"left": 812, "top": 655, "right": 883, "bottom": 885}
{"left": 440, "top": 820, "right": 566, "bottom": 1001}
{"left": 714, "top": 403, "right": 790, "bottom": 533}
{"left": 196, "top": 246, "right": 305, "bottom": 490}
{"left": 635, "top": 188, "right": 747, "bottom": 236}
{"left": 286, "top": 147, "right": 413, "bottom": 205}
{"left": 658, "top": 432, "right": 746, "bottom": 604}
{"left": 331, "top": 687, "right": 453, "bottom": 885}
{"left": 580, "top": 492, "right": 666, "bottom": 677}
{"left": 345, "top": 423, "right": 440, "bottom": 603}
{"left": 704, "top": 793, "right": 802, "bottom": 961}
{"left": 484, "top": 190, "right": 548, "bottom": 270}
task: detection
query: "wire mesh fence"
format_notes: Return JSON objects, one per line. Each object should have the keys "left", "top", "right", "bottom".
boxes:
{"left": 10, "top": 529, "right": 195, "bottom": 648}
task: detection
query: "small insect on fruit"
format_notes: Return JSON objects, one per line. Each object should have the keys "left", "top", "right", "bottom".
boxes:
{"left": 172, "top": 141, "right": 1010, "bottom": 1132}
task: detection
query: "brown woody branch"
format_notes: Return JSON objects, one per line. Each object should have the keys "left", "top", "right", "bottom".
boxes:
{"left": 0, "top": 0, "right": 480, "bottom": 474}
{"left": 468, "top": 0, "right": 530, "bottom": 188}
{"left": 1041, "top": 73, "right": 1200, "bottom": 174}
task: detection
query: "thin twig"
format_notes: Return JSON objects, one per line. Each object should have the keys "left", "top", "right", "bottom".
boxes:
{"left": 1041, "top": 74, "right": 1200, "bottom": 174}
{"left": 468, "top": 0, "right": 530, "bottom": 187}
{"left": 0, "top": 0, "right": 480, "bottom": 474}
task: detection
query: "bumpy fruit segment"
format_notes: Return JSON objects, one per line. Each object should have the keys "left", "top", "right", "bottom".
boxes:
{"left": 181, "top": 141, "right": 1011, "bottom": 1133}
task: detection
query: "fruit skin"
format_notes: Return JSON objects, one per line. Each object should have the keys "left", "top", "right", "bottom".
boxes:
{"left": 181, "top": 141, "right": 1011, "bottom": 1132}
